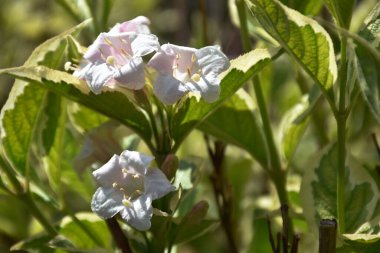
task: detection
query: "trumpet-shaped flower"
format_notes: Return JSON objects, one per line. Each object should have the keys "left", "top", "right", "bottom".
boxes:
{"left": 147, "top": 44, "right": 230, "bottom": 104}
{"left": 74, "top": 17, "right": 160, "bottom": 94}
{"left": 91, "top": 150, "right": 175, "bottom": 231}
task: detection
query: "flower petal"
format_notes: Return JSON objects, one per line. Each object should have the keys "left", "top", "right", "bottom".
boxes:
{"left": 91, "top": 187, "right": 124, "bottom": 219}
{"left": 93, "top": 155, "right": 123, "bottom": 186}
{"left": 145, "top": 168, "right": 175, "bottom": 199}
{"left": 148, "top": 44, "right": 197, "bottom": 76}
{"left": 195, "top": 46, "right": 230, "bottom": 75}
{"left": 185, "top": 72, "right": 220, "bottom": 103}
{"left": 112, "top": 16, "right": 151, "bottom": 34}
{"left": 83, "top": 33, "right": 112, "bottom": 63}
{"left": 131, "top": 33, "right": 160, "bottom": 56}
{"left": 81, "top": 62, "right": 115, "bottom": 94}
{"left": 153, "top": 74, "right": 189, "bottom": 104}
{"left": 120, "top": 194, "right": 153, "bottom": 231}
{"left": 119, "top": 150, "right": 154, "bottom": 175}
{"left": 113, "top": 57, "right": 145, "bottom": 89}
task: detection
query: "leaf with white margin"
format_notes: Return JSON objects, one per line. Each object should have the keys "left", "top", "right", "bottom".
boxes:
{"left": 246, "top": 0, "right": 337, "bottom": 93}
{"left": 300, "top": 144, "right": 380, "bottom": 233}
{"left": 279, "top": 95, "right": 311, "bottom": 164}
{"left": 198, "top": 89, "right": 268, "bottom": 168}
{"left": 355, "top": 2, "right": 380, "bottom": 125}
{"left": 171, "top": 47, "right": 281, "bottom": 151}
{"left": 0, "top": 20, "right": 90, "bottom": 175}
{"left": 0, "top": 66, "right": 153, "bottom": 150}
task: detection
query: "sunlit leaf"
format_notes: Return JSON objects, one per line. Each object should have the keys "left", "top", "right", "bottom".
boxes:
{"left": 279, "top": 95, "right": 311, "bottom": 164}
{"left": 301, "top": 145, "right": 380, "bottom": 233}
{"left": 355, "top": 2, "right": 380, "bottom": 125}
{"left": 247, "top": 0, "right": 337, "bottom": 94}
{"left": 0, "top": 66, "right": 153, "bottom": 149}
{"left": 0, "top": 20, "right": 90, "bottom": 175}
{"left": 58, "top": 213, "right": 110, "bottom": 250}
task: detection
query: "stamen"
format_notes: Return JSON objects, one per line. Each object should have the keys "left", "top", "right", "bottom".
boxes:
{"left": 191, "top": 54, "right": 196, "bottom": 62}
{"left": 98, "top": 48, "right": 107, "bottom": 61}
{"left": 176, "top": 53, "right": 180, "bottom": 60}
{"left": 103, "top": 37, "right": 113, "bottom": 46}
{"left": 187, "top": 68, "right": 191, "bottom": 77}
{"left": 121, "top": 48, "right": 131, "bottom": 57}
{"left": 132, "top": 174, "right": 140, "bottom": 179}
{"left": 191, "top": 73, "right": 201, "bottom": 82}
{"left": 112, "top": 182, "right": 118, "bottom": 188}
{"left": 122, "top": 168, "right": 128, "bottom": 174}
{"left": 64, "top": 62, "right": 79, "bottom": 72}
{"left": 122, "top": 198, "right": 132, "bottom": 207}
{"left": 106, "top": 56, "right": 115, "bottom": 65}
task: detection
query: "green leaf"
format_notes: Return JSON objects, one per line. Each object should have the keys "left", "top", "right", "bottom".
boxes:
{"left": 342, "top": 233, "right": 380, "bottom": 244}
{"left": 11, "top": 233, "right": 55, "bottom": 253}
{"left": 247, "top": 0, "right": 337, "bottom": 93}
{"left": 39, "top": 94, "right": 66, "bottom": 194}
{"left": 198, "top": 89, "right": 268, "bottom": 168}
{"left": 0, "top": 66, "right": 153, "bottom": 149}
{"left": 355, "top": 2, "right": 380, "bottom": 125}
{"left": 68, "top": 103, "right": 109, "bottom": 134}
{"left": 0, "top": 20, "right": 90, "bottom": 175}
{"left": 172, "top": 47, "right": 281, "bottom": 151}
{"left": 58, "top": 213, "right": 111, "bottom": 250}
{"left": 300, "top": 145, "right": 380, "bottom": 233}
{"left": 323, "top": 0, "right": 355, "bottom": 28}
{"left": 279, "top": 95, "right": 311, "bottom": 164}
{"left": 172, "top": 201, "right": 219, "bottom": 244}
{"left": 280, "top": 0, "right": 323, "bottom": 16}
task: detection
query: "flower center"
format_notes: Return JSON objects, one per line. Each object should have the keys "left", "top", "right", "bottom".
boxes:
{"left": 99, "top": 37, "right": 132, "bottom": 67}
{"left": 172, "top": 53, "right": 203, "bottom": 83}
{"left": 112, "top": 168, "right": 145, "bottom": 207}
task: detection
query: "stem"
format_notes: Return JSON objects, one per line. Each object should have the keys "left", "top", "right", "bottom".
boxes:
{"left": 106, "top": 217, "right": 132, "bottom": 253}
{"left": 337, "top": 37, "right": 348, "bottom": 234}
{"left": 147, "top": 104, "right": 161, "bottom": 152}
{"left": 319, "top": 219, "right": 337, "bottom": 253}
{"left": 236, "top": 0, "right": 293, "bottom": 234}
{"left": 205, "top": 137, "right": 239, "bottom": 253}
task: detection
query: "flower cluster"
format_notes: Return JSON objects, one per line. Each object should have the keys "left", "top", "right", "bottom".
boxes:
{"left": 74, "top": 16, "right": 230, "bottom": 104}
{"left": 91, "top": 150, "right": 175, "bottom": 231}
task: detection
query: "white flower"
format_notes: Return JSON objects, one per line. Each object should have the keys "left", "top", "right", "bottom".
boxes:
{"left": 74, "top": 17, "right": 160, "bottom": 94}
{"left": 147, "top": 44, "right": 230, "bottom": 104}
{"left": 91, "top": 150, "right": 175, "bottom": 231}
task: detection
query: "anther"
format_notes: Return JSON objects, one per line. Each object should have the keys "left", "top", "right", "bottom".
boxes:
{"left": 103, "top": 37, "right": 113, "bottom": 46}
{"left": 64, "top": 62, "right": 72, "bottom": 71}
{"left": 112, "top": 182, "right": 118, "bottom": 188}
{"left": 122, "top": 198, "right": 132, "bottom": 208}
{"left": 191, "top": 54, "right": 196, "bottom": 62}
{"left": 132, "top": 174, "right": 140, "bottom": 179}
{"left": 106, "top": 56, "right": 115, "bottom": 65}
{"left": 191, "top": 73, "right": 201, "bottom": 82}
